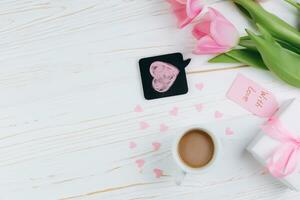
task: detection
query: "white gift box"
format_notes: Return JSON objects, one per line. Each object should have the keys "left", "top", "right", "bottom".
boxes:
{"left": 247, "top": 98, "right": 300, "bottom": 191}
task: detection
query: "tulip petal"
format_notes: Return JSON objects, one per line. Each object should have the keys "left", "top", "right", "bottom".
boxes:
{"left": 192, "top": 8, "right": 239, "bottom": 55}
{"left": 167, "top": 0, "right": 202, "bottom": 28}
{"left": 175, "top": 0, "right": 187, "bottom": 4}
{"left": 192, "top": 21, "right": 211, "bottom": 40}
{"left": 167, "top": 0, "right": 192, "bottom": 28}
{"left": 209, "top": 8, "right": 239, "bottom": 47}
{"left": 194, "top": 36, "right": 230, "bottom": 54}
{"left": 186, "top": 0, "right": 203, "bottom": 18}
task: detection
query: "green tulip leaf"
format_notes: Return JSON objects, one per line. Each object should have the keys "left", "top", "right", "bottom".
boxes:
{"left": 235, "top": 4, "right": 252, "bottom": 20}
{"left": 209, "top": 49, "right": 268, "bottom": 70}
{"left": 239, "top": 39, "right": 257, "bottom": 51}
{"left": 239, "top": 36, "right": 300, "bottom": 54}
{"left": 285, "top": 0, "right": 300, "bottom": 10}
{"left": 226, "top": 49, "right": 267, "bottom": 70}
{"left": 246, "top": 27, "right": 300, "bottom": 88}
{"left": 233, "top": 0, "right": 300, "bottom": 47}
{"left": 208, "top": 53, "right": 240, "bottom": 63}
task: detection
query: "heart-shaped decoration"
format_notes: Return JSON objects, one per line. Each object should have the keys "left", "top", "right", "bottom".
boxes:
{"left": 136, "top": 159, "right": 145, "bottom": 168}
{"left": 139, "top": 53, "right": 190, "bottom": 100}
{"left": 129, "top": 141, "right": 137, "bottom": 149}
{"left": 150, "top": 61, "right": 179, "bottom": 93}
{"left": 139, "top": 121, "right": 149, "bottom": 130}
{"left": 159, "top": 123, "right": 169, "bottom": 133}
{"left": 195, "top": 82, "right": 204, "bottom": 91}
{"left": 152, "top": 142, "right": 161, "bottom": 151}
{"left": 153, "top": 168, "right": 163, "bottom": 178}
{"left": 225, "top": 127, "right": 234, "bottom": 135}
{"left": 214, "top": 111, "right": 223, "bottom": 119}
{"left": 134, "top": 105, "right": 143, "bottom": 113}
{"left": 195, "top": 104, "right": 203, "bottom": 112}
{"left": 169, "top": 107, "right": 179, "bottom": 116}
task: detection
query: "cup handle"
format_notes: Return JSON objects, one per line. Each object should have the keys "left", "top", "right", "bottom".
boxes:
{"left": 174, "top": 168, "right": 187, "bottom": 186}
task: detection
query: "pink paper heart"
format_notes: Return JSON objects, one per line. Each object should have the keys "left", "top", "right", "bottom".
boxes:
{"left": 136, "top": 159, "right": 145, "bottom": 168}
{"left": 214, "top": 111, "right": 223, "bottom": 119}
{"left": 169, "top": 107, "right": 179, "bottom": 116}
{"left": 129, "top": 141, "right": 137, "bottom": 149}
{"left": 150, "top": 61, "right": 179, "bottom": 93}
{"left": 152, "top": 142, "right": 161, "bottom": 151}
{"left": 139, "top": 121, "right": 149, "bottom": 130}
{"left": 195, "top": 83, "right": 204, "bottom": 91}
{"left": 134, "top": 105, "right": 143, "bottom": 113}
{"left": 195, "top": 104, "right": 203, "bottom": 112}
{"left": 153, "top": 168, "right": 163, "bottom": 178}
{"left": 225, "top": 127, "right": 234, "bottom": 135}
{"left": 160, "top": 123, "right": 169, "bottom": 133}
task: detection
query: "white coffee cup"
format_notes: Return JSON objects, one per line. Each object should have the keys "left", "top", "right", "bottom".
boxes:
{"left": 172, "top": 126, "right": 221, "bottom": 184}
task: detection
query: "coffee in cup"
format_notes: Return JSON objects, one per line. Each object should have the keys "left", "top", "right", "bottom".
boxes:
{"left": 178, "top": 129, "right": 215, "bottom": 168}
{"left": 173, "top": 126, "right": 221, "bottom": 174}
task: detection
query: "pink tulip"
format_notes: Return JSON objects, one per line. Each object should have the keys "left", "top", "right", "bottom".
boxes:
{"left": 167, "top": 0, "right": 204, "bottom": 29}
{"left": 192, "top": 8, "right": 239, "bottom": 54}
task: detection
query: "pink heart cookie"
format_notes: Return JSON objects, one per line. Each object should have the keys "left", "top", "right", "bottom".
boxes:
{"left": 150, "top": 61, "right": 179, "bottom": 93}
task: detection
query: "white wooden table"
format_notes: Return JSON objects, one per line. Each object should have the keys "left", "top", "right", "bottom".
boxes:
{"left": 1, "top": 1, "right": 300, "bottom": 199}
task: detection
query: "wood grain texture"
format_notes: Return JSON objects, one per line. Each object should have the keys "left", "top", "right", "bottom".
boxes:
{"left": 0, "top": 0, "right": 300, "bottom": 199}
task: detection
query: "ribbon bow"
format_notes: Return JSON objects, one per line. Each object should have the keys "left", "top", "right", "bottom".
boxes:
{"left": 262, "top": 117, "right": 300, "bottom": 178}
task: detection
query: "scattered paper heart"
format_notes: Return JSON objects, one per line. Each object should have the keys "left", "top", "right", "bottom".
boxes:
{"left": 160, "top": 123, "right": 169, "bottom": 133}
{"left": 139, "top": 121, "right": 150, "bottom": 130}
{"left": 195, "top": 104, "right": 203, "bottom": 112}
{"left": 169, "top": 107, "right": 179, "bottom": 116}
{"left": 134, "top": 105, "right": 143, "bottom": 113}
{"left": 195, "top": 83, "right": 204, "bottom": 91}
{"left": 129, "top": 141, "right": 137, "bottom": 149}
{"left": 214, "top": 111, "right": 223, "bottom": 119}
{"left": 136, "top": 159, "right": 145, "bottom": 168}
{"left": 152, "top": 142, "right": 161, "bottom": 151}
{"left": 153, "top": 168, "right": 163, "bottom": 178}
{"left": 225, "top": 127, "right": 234, "bottom": 135}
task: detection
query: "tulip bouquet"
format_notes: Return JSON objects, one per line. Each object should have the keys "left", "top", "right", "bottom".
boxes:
{"left": 167, "top": 0, "right": 300, "bottom": 87}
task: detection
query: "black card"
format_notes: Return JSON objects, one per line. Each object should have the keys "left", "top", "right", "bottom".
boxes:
{"left": 139, "top": 53, "right": 191, "bottom": 100}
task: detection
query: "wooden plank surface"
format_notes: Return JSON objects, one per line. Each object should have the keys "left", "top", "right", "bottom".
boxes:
{"left": 0, "top": 0, "right": 300, "bottom": 199}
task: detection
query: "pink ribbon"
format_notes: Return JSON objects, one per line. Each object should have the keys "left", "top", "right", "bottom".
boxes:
{"left": 262, "top": 117, "right": 300, "bottom": 178}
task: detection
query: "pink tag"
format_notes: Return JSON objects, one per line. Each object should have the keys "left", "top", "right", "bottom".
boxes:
{"left": 227, "top": 74, "right": 279, "bottom": 118}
